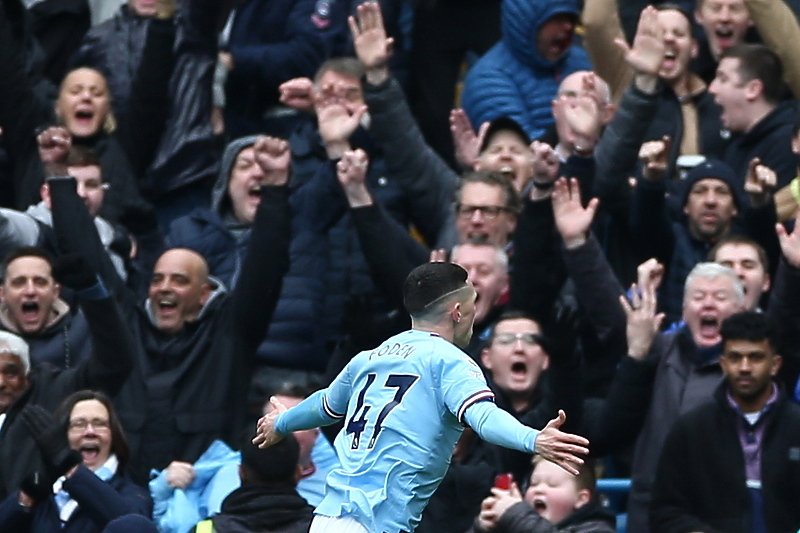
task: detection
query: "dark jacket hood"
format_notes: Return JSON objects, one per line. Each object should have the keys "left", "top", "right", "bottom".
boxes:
{"left": 501, "top": 0, "right": 580, "bottom": 70}
{"left": 211, "top": 135, "right": 262, "bottom": 214}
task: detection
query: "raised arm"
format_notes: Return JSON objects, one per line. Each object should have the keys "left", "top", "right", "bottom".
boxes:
{"left": 593, "top": 6, "right": 665, "bottom": 203}
{"left": 744, "top": 0, "right": 800, "bottom": 99}
{"left": 770, "top": 212, "right": 800, "bottom": 390}
{"left": 508, "top": 155, "right": 573, "bottom": 320}
{"left": 0, "top": 208, "right": 42, "bottom": 257}
{"left": 115, "top": 17, "right": 176, "bottom": 179}
{"left": 552, "top": 177, "right": 627, "bottom": 393}
{"left": 45, "top": 148, "right": 128, "bottom": 298}
{"left": 21, "top": 405, "right": 151, "bottom": 526}
{"left": 337, "top": 149, "right": 428, "bottom": 308}
{"left": 465, "top": 405, "right": 589, "bottom": 476}
{"left": 352, "top": 1, "right": 458, "bottom": 247}
{"left": 581, "top": 0, "right": 633, "bottom": 102}
{"left": 0, "top": 3, "right": 53, "bottom": 210}
{"left": 228, "top": 137, "right": 292, "bottom": 351}
{"left": 588, "top": 265, "right": 664, "bottom": 455}
{"left": 630, "top": 137, "right": 676, "bottom": 267}
{"left": 48, "top": 254, "right": 135, "bottom": 396}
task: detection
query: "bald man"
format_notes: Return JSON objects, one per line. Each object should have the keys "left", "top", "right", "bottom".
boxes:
{"left": 44, "top": 174, "right": 292, "bottom": 484}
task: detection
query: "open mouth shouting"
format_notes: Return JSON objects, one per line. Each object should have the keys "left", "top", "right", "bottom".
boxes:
{"left": 698, "top": 314, "right": 721, "bottom": 342}
{"left": 661, "top": 49, "right": 678, "bottom": 71}
{"left": 714, "top": 27, "right": 736, "bottom": 50}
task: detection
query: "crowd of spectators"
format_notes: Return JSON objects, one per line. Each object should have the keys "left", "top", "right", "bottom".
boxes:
{"left": 1, "top": 0, "right": 800, "bottom": 531}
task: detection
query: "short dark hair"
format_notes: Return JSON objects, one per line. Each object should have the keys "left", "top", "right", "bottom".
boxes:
{"left": 3, "top": 246, "right": 53, "bottom": 275}
{"left": 487, "top": 309, "right": 541, "bottom": 345}
{"left": 708, "top": 234, "right": 769, "bottom": 273}
{"left": 64, "top": 145, "right": 101, "bottom": 169}
{"left": 55, "top": 390, "right": 131, "bottom": 473}
{"left": 654, "top": 3, "right": 694, "bottom": 29}
{"left": 720, "top": 44, "right": 784, "bottom": 105}
{"left": 456, "top": 170, "right": 522, "bottom": 215}
{"left": 267, "top": 382, "right": 317, "bottom": 400}
{"left": 721, "top": 311, "right": 778, "bottom": 350}
{"left": 239, "top": 429, "right": 299, "bottom": 484}
{"left": 313, "top": 57, "right": 365, "bottom": 85}
{"left": 403, "top": 262, "right": 469, "bottom": 318}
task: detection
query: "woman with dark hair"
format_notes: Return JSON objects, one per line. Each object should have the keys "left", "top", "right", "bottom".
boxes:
{"left": 0, "top": 390, "right": 153, "bottom": 533}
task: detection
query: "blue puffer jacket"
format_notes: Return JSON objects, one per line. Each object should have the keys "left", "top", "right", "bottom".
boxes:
{"left": 461, "top": 0, "right": 591, "bottom": 140}
{"left": 168, "top": 135, "right": 339, "bottom": 372}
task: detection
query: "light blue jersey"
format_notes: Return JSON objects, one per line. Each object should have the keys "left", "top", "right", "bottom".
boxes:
{"left": 275, "top": 329, "right": 540, "bottom": 533}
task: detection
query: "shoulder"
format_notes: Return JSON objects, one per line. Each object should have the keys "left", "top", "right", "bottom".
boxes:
{"left": 670, "top": 399, "right": 720, "bottom": 435}
{"left": 169, "top": 209, "right": 227, "bottom": 236}
{"left": 473, "top": 46, "right": 516, "bottom": 75}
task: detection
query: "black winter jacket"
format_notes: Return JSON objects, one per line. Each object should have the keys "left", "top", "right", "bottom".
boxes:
{"left": 192, "top": 483, "right": 313, "bottom": 533}
{"left": 650, "top": 385, "right": 800, "bottom": 533}
{"left": 48, "top": 178, "right": 291, "bottom": 481}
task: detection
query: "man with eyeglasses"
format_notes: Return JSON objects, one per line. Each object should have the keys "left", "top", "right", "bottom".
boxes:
{"left": 455, "top": 171, "right": 521, "bottom": 248}
{"left": 479, "top": 310, "right": 582, "bottom": 486}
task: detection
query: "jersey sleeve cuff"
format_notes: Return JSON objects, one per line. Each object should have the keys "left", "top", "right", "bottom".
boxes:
{"left": 323, "top": 394, "right": 345, "bottom": 420}
{"left": 457, "top": 390, "right": 494, "bottom": 425}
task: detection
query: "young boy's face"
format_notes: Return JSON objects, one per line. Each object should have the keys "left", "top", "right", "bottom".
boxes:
{"left": 524, "top": 461, "right": 589, "bottom": 525}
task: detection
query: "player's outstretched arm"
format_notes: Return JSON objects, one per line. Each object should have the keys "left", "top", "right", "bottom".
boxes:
{"left": 464, "top": 401, "right": 588, "bottom": 472}
{"left": 254, "top": 389, "right": 344, "bottom": 448}
{"left": 534, "top": 410, "right": 590, "bottom": 475}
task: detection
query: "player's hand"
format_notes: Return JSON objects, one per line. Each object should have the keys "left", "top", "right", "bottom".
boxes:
{"left": 253, "top": 396, "right": 288, "bottom": 448}
{"left": 534, "top": 410, "right": 589, "bottom": 476}
{"left": 253, "top": 136, "right": 291, "bottom": 186}
{"left": 165, "top": 461, "right": 196, "bottom": 489}
{"left": 552, "top": 177, "right": 599, "bottom": 249}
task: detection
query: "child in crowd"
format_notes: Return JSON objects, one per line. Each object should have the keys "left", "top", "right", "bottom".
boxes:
{"left": 471, "top": 457, "right": 616, "bottom": 533}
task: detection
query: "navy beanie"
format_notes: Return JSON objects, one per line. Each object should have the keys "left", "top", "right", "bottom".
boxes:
{"left": 680, "top": 159, "right": 742, "bottom": 210}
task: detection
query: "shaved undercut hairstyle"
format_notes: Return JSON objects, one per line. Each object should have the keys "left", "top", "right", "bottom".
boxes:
{"left": 403, "top": 262, "right": 469, "bottom": 319}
